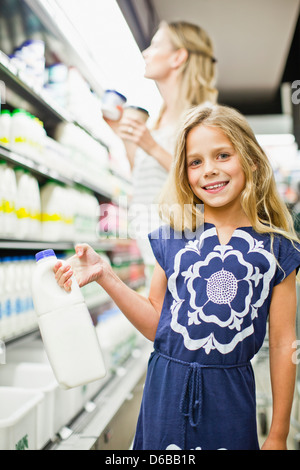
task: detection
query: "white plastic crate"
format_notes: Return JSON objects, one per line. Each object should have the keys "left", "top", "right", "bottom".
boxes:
{"left": 0, "top": 387, "right": 43, "bottom": 450}
{"left": 5, "top": 342, "right": 96, "bottom": 428}
{"left": 0, "top": 363, "right": 58, "bottom": 448}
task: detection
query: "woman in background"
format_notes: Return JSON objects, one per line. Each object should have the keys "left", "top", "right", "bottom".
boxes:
{"left": 105, "top": 21, "right": 218, "bottom": 283}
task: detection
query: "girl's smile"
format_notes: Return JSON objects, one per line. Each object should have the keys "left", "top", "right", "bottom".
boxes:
{"left": 201, "top": 180, "right": 229, "bottom": 193}
{"left": 186, "top": 124, "right": 246, "bottom": 215}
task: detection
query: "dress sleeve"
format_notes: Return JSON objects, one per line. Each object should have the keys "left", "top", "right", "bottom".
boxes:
{"left": 148, "top": 226, "right": 166, "bottom": 271}
{"left": 274, "top": 236, "right": 300, "bottom": 286}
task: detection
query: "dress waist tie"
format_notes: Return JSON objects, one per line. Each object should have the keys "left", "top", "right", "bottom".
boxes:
{"left": 154, "top": 350, "right": 251, "bottom": 428}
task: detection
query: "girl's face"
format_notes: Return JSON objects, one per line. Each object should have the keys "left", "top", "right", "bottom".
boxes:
{"left": 186, "top": 124, "right": 246, "bottom": 215}
{"left": 142, "top": 27, "right": 177, "bottom": 80}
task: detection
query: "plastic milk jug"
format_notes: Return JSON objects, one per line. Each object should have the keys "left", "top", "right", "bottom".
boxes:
{"left": 31, "top": 249, "right": 106, "bottom": 389}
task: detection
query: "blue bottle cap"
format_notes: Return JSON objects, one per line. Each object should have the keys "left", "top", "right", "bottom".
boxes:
{"left": 35, "top": 249, "right": 56, "bottom": 262}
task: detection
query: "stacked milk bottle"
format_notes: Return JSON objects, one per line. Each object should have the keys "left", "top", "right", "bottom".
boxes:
{"left": 0, "top": 256, "right": 36, "bottom": 340}
{"left": 0, "top": 162, "right": 42, "bottom": 239}
{"left": 0, "top": 109, "right": 46, "bottom": 161}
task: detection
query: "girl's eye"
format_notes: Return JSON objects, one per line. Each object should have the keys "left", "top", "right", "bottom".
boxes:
{"left": 190, "top": 159, "right": 201, "bottom": 166}
{"left": 218, "top": 153, "right": 230, "bottom": 160}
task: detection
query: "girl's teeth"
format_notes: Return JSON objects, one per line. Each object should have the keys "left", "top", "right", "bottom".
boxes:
{"left": 205, "top": 182, "right": 227, "bottom": 190}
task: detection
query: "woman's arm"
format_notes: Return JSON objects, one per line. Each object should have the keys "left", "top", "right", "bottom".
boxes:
{"left": 103, "top": 115, "right": 173, "bottom": 171}
{"left": 103, "top": 115, "right": 137, "bottom": 170}
{"left": 54, "top": 244, "right": 167, "bottom": 341}
{"left": 261, "top": 270, "right": 297, "bottom": 450}
{"left": 119, "top": 117, "right": 173, "bottom": 172}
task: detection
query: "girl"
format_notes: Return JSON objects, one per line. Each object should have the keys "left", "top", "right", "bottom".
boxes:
{"left": 105, "top": 21, "right": 218, "bottom": 281}
{"left": 54, "top": 105, "right": 300, "bottom": 450}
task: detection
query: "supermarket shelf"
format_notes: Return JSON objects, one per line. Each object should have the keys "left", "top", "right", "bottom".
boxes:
{"left": 0, "top": 51, "right": 70, "bottom": 125}
{"left": 0, "top": 238, "right": 130, "bottom": 252}
{"left": 0, "top": 50, "right": 108, "bottom": 150}
{"left": 48, "top": 340, "right": 152, "bottom": 450}
{"left": 0, "top": 144, "right": 113, "bottom": 201}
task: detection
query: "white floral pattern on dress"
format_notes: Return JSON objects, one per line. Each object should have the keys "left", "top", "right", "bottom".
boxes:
{"left": 168, "top": 227, "right": 276, "bottom": 354}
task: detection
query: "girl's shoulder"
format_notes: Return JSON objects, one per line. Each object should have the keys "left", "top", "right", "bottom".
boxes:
{"left": 264, "top": 231, "right": 300, "bottom": 285}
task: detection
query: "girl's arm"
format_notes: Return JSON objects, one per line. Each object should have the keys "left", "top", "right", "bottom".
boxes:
{"left": 261, "top": 270, "right": 297, "bottom": 450}
{"left": 54, "top": 244, "right": 167, "bottom": 341}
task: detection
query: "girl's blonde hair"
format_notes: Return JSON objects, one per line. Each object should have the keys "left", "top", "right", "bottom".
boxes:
{"left": 159, "top": 104, "right": 299, "bottom": 247}
{"left": 154, "top": 21, "right": 218, "bottom": 128}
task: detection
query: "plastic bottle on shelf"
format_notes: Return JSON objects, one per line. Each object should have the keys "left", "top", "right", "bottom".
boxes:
{"left": 0, "top": 162, "right": 17, "bottom": 237}
{"left": 12, "top": 256, "right": 24, "bottom": 335}
{"left": 22, "top": 256, "right": 37, "bottom": 330}
{"left": 0, "top": 262, "right": 4, "bottom": 340}
{"left": 10, "top": 109, "right": 28, "bottom": 155}
{"left": 28, "top": 174, "right": 42, "bottom": 240}
{"left": 2, "top": 257, "right": 16, "bottom": 339}
{"left": 40, "top": 182, "right": 63, "bottom": 241}
{"left": 31, "top": 249, "right": 106, "bottom": 388}
{"left": 0, "top": 110, "right": 11, "bottom": 147}
{"left": 15, "top": 167, "right": 31, "bottom": 239}
{"left": 34, "top": 117, "right": 46, "bottom": 161}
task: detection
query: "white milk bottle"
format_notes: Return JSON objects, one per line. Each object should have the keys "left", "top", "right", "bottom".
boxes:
{"left": 2, "top": 256, "right": 16, "bottom": 339}
{"left": 31, "top": 249, "right": 106, "bottom": 388}
{"left": 0, "top": 262, "right": 5, "bottom": 340}
{"left": 0, "top": 110, "right": 11, "bottom": 147}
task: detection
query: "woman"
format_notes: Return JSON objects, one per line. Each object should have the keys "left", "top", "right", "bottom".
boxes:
{"left": 105, "top": 21, "right": 218, "bottom": 280}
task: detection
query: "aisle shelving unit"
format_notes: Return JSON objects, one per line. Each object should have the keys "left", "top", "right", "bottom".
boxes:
{"left": 0, "top": 0, "right": 148, "bottom": 450}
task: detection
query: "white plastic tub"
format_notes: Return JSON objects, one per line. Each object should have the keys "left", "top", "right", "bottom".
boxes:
{"left": 5, "top": 342, "right": 98, "bottom": 428}
{"left": 0, "top": 387, "right": 43, "bottom": 450}
{"left": 0, "top": 363, "right": 57, "bottom": 448}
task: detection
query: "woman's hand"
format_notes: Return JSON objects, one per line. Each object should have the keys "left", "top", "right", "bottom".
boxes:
{"left": 118, "top": 116, "right": 158, "bottom": 155}
{"left": 53, "top": 243, "right": 111, "bottom": 291}
{"left": 102, "top": 106, "right": 124, "bottom": 134}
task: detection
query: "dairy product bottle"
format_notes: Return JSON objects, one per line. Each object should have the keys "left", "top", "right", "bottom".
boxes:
{"left": 15, "top": 168, "right": 31, "bottom": 239}
{"left": 2, "top": 256, "right": 16, "bottom": 339}
{"left": 28, "top": 174, "right": 42, "bottom": 240}
{"left": 0, "top": 262, "right": 4, "bottom": 340}
{"left": 31, "top": 249, "right": 106, "bottom": 388}
{"left": 0, "top": 163, "right": 17, "bottom": 237}
{"left": 40, "top": 182, "right": 63, "bottom": 241}
{"left": 0, "top": 110, "right": 11, "bottom": 147}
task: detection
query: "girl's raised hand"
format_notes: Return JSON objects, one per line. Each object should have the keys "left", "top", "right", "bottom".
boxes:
{"left": 53, "top": 243, "right": 110, "bottom": 291}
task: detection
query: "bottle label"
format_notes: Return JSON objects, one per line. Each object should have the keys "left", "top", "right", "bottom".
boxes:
{"left": 41, "top": 212, "right": 61, "bottom": 222}
{"left": 3, "top": 200, "right": 15, "bottom": 214}
{"left": 16, "top": 207, "right": 30, "bottom": 219}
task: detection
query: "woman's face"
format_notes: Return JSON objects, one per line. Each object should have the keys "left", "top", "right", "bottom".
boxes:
{"left": 142, "top": 26, "right": 177, "bottom": 80}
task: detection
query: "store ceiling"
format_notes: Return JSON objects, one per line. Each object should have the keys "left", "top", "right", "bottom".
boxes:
{"left": 116, "top": 0, "right": 300, "bottom": 115}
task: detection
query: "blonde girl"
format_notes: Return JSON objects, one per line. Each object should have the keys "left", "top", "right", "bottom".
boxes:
{"left": 55, "top": 105, "right": 300, "bottom": 450}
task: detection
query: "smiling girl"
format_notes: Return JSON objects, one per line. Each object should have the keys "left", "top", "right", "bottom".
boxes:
{"left": 54, "top": 105, "right": 300, "bottom": 450}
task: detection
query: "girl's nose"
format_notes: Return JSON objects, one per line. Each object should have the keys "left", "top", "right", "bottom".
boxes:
{"left": 203, "top": 161, "right": 218, "bottom": 177}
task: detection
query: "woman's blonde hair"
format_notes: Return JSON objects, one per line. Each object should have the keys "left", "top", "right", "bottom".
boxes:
{"left": 154, "top": 21, "right": 218, "bottom": 128}
{"left": 159, "top": 104, "right": 300, "bottom": 248}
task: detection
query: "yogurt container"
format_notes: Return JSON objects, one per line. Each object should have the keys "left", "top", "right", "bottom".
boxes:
{"left": 101, "top": 89, "right": 127, "bottom": 121}
{"left": 123, "top": 105, "right": 149, "bottom": 123}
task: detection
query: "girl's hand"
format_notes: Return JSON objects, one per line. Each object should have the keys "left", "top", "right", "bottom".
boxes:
{"left": 53, "top": 243, "right": 110, "bottom": 291}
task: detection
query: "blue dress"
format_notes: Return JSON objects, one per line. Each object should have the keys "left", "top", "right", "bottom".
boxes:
{"left": 133, "top": 223, "right": 300, "bottom": 450}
